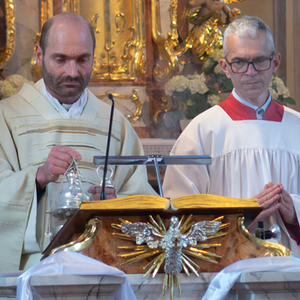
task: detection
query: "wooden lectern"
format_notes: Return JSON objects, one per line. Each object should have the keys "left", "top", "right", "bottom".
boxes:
{"left": 43, "top": 194, "right": 292, "bottom": 275}
{"left": 42, "top": 154, "right": 292, "bottom": 298}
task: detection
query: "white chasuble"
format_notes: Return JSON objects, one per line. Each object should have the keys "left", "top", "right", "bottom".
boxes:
{"left": 0, "top": 80, "right": 156, "bottom": 271}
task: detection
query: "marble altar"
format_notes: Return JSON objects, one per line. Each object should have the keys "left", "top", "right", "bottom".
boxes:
{"left": 140, "top": 138, "right": 175, "bottom": 156}
{"left": 1, "top": 271, "right": 300, "bottom": 299}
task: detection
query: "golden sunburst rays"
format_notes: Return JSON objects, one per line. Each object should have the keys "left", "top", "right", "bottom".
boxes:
{"left": 111, "top": 215, "right": 228, "bottom": 299}
{"left": 163, "top": 273, "right": 181, "bottom": 298}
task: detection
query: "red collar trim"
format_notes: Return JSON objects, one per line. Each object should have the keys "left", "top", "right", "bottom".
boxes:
{"left": 218, "top": 93, "right": 284, "bottom": 122}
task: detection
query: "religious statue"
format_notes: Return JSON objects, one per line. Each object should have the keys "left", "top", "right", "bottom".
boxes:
{"left": 176, "top": 0, "right": 244, "bottom": 62}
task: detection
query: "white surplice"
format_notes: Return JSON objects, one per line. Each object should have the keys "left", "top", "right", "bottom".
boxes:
{"left": 163, "top": 102, "right": 300, "bottom": 257}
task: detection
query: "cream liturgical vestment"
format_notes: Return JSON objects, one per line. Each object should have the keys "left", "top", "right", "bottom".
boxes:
{"left": 0, "top": 80, "right": 156, "bottom": 271}
{"left": 163, "top": 95, "right": 300, "bottom": 257}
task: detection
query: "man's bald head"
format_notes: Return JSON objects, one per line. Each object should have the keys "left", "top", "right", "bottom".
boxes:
{"left": 39, "top": 13, "right": 96, "bottom": 54}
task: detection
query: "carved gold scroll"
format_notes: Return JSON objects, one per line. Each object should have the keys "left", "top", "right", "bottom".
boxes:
{"left": 88, "top": 0, "right": 146, "bottom": 81}
{"left": 96, "top": 89, "right": 142, "bottom": 123}
{"left": 0, "top": 0, "right": 15, "bottom": 66}
{"left": 151, "top": 0, "right": 180, "bottom": 83}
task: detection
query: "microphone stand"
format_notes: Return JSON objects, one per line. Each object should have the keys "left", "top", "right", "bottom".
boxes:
{"left": 100, "top": 94, "right": 115, "bottom": 200}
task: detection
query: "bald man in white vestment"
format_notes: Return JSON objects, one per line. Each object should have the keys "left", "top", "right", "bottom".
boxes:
{"left": 0, "top": 13, "right": 156, "bottom": 271}
{"left": 163, "top": 16, "right": 300, "bottom": 257}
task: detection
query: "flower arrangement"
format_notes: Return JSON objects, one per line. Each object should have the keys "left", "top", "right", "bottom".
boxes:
{"left": 164, "top": 73, "right": 219, "bottom": 119}
{"left": 201, "top": 49, "right": 233, "bottom": 93}
{"left": 0, "top": 73, "right": 34, "bottom": 100}
{"left": 164, "top": 49, "right": 295, "bottom": 120}
{"left": 269, "top": 76, "right": 295, "bottom": 105}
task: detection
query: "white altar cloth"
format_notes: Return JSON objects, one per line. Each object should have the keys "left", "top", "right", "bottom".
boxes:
{"left": 203, "top": 256, "right": 300, "bottom": 300}
{"left": 7, "top": 252, "right": 136, "bottom": 300}
{"left": 2, "top": 255, "right": 300, "bottom": 299}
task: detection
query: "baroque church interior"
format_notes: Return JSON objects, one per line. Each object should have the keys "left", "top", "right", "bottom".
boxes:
{"left": 1, "top": 0, "right": 300, "bottom": 299}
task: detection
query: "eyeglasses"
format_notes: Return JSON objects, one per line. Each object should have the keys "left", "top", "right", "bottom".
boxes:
{"left": 225, "top": 53, "right": 275, "bottom": 74}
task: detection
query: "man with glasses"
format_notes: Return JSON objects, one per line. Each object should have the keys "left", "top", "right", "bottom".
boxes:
{"left": 163, "top": 16, "right": 300, "bottom": 256}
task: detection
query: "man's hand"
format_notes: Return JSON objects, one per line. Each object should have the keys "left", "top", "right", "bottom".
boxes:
{"left": 279, "top": 188, "right": 297, "bottom": 225}
{"left": 248, "top": 182, "right": 282, "bottom": 230}
{"left": 248, "top": 182, "right": 297, "bottom": 230}
{"left": 87, "top": 185, "right": 116, "bottom": 200}
{"left": 36, "top": 145, "right": 82, "bottom": 189}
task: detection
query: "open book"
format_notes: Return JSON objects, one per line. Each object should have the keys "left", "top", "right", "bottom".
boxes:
{"left": 80, "top": 194, "right": 260, "bottom": 213}
{"left": 42, "top": 194, "right": 261, "bottom": 258}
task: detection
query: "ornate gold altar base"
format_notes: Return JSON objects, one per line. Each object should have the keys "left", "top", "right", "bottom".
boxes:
{"left": 43, "top": 194, "right": 291, "bottom": 276}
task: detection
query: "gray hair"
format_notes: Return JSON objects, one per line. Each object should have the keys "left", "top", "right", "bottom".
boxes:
{"left": 223, "top": 15, "right": 275, "bottom": 57}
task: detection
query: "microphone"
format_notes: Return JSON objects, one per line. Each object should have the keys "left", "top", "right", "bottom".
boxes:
{"left": 100, "top": 93, "right": 115, "bottom": 200}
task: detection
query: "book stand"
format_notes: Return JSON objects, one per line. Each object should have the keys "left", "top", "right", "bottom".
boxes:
{"left": 42, "top": 156, "right": 292, "bottom": 298}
